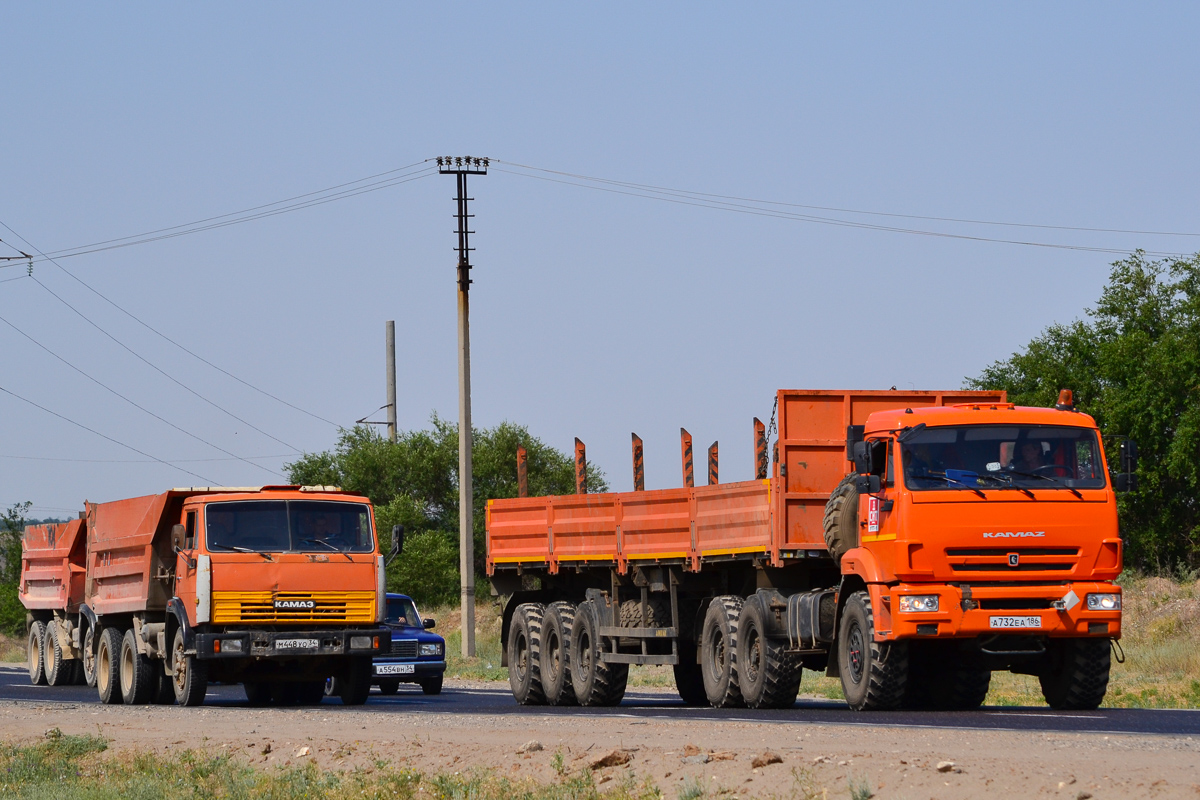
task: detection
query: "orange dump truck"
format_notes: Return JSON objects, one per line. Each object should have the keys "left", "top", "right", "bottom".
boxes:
{"left": 487, "top": 389, "right": 1134, "bottom": 711}
{"left": 21, "top": 486, "right": 393, "bottom": 706}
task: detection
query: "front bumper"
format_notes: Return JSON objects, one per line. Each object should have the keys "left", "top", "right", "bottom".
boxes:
{"left": 196, "top": 627, "right": 390, "bottom": 659}
{"left": 886, "top": 582, "right": 1121, "bottom": 640}
{"left": 372, "top": 659, "right": 446, "bottom": 680}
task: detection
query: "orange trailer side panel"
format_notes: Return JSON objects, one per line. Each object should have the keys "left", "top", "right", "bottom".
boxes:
{"left": 20, "top": 519, "right": 87, "bottom": 611}
{"left": 86, "top": 492, "right": 183, "bottom": 615}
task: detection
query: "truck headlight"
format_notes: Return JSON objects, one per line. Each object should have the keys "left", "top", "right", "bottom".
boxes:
{"left": 221, "top": 638, "right": 244, "bottom": 654}
{"left": 420, "top": 643, "right": 443, "bottom": 657}
{"left": 1086, "top": 593, "right": 1121, "bottom": 611}
{"left": 350, "top": 635, "right": 375, "bottom": 650}
{"left": 898, "top": 595, "right": 939, "bottom": 612}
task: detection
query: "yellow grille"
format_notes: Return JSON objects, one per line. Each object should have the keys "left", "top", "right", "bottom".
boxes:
{"left": 212, "top": 591, "right": 376, "bottom": 624}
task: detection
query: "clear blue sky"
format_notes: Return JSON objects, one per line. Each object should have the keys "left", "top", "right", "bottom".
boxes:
{"left": 2, "top": 3, "right": 1197, "bottom": 514}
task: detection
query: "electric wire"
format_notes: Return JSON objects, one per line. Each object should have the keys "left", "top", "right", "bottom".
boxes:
{"left": 0, "top": 385, "right": 215, "bottom": 483}
{"left": 0, "top": 312, "right": 286, "bottom": 479}
{"left": 1, "top": 453, "right": 297, "bottom": 464}
{"left": 492, "top": 164, "right": 1188, "bottom": 259}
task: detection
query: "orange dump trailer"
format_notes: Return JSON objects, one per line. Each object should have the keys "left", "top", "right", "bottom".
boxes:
{"left": 21, "top": 486, "right": 392, "bottom": 706}
{"left": 487, "top": 389, "right": 1131, "bottom": 712}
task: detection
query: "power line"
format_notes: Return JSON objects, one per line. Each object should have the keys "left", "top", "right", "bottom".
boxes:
{"left": 1, "top": 453, "right": 297, "bottom": 464}
{"left": 495, "top": 160, "right": 1200, "bottom": 239}
{"left": 0, "top": 385, "right": 215, "bottom": 483}
{"left": 0, "top": 311, "right": 286, "bottom": 479}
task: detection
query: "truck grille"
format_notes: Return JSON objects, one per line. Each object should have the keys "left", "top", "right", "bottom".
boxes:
{"left": 391, "top": 639, "right": 417, "bottom": 658}
{"left": 211, "top": 591, "right": 376, "bottom": 624}
{"left": 945, "top": 546, "right": 1079, "bottom": 574}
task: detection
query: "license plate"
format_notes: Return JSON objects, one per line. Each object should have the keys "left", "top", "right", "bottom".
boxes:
{"left": 989, "top": 615, "right": 1042, "bottom": 629}
{"left": 275, "top": 637, "right": 319, "bottom": 650}
{"left": 376, "top": 663, "right": 415, "bottom": 675}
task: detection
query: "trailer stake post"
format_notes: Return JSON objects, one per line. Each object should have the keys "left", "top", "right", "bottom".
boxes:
{"left": 754, "top": 417, "right": 768, "bottom": 480}
{"left": 632, "top": 433, "right": 645, "bottom": 491}
{"left": 680, "top": 428, "right": 694, "bottom": 489}
{"left": 575, "top": 438, "right": 587, "bottom": 494}
{"left": 516, "top": 446, "right": 528, "bottom": 498}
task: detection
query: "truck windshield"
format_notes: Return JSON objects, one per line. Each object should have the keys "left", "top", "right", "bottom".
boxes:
{"left": 204, "top": 500, "right": 375, "bottom": 553}
{"left": 900, "top": 425, "right": 1106, "bottom": 491}
{"left": 386, "top": 597, "right": 420, "bottom": 626}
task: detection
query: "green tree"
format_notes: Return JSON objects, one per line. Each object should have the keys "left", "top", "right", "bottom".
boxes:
{"left": 285, "top": 417, "right": 606, "bottom": 605}
{"left": 0, "top": 502, "right": 31, "bottom": 636}
{"left": 968, "top": 251, "right": 1200, "bottom": 572}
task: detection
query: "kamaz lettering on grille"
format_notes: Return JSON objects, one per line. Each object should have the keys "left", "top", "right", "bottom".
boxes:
{"left": 982, "top": 531, "right": 1045, "bottom": 538}
{"left": 274, "top": 599, "right": 316, "bottom": 609}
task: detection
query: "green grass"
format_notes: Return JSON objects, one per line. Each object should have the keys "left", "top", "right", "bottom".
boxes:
{"left": 0, "top": 733, "right": 684, "bottom": 800}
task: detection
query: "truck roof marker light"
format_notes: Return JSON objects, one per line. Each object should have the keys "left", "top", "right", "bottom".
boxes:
{"left": 1055, "top": 389, "right": 1075, "bottom": 411}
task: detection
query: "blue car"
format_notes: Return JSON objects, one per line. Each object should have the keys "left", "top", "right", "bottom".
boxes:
{"left": 372, "top": 593, "right": 446, "bottom": 695}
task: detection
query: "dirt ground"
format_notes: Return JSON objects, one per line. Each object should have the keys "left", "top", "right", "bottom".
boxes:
{"left": 3, "top": 679, "right": 1199, "bottom": 799}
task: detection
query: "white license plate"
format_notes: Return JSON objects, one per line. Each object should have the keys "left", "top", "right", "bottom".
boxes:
{"left": 989, "top": 615, "right": 1042, "bottom": 629}
{"left": 275, "top": 638, "right": 319, "bottom": 650}
{"left": 376, "top": 663, "right": 415, "bottom": 675}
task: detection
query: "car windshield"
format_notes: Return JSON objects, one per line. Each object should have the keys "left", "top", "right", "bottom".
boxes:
{"left": 900, "top": 425, "right": 1106, "bottom": 491}
{"left": 205, "top": 500, "right": 374, "bottom": 553}
{"left": 386, "top": 597, "right": 420, "bottom": 626}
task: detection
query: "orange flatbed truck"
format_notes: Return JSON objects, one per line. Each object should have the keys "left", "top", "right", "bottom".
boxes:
{"left": 21, "top": 485, "right": 395, "bottom": 706}
{"left": 487, "top": 389, "right": 1135, "bottom": 711}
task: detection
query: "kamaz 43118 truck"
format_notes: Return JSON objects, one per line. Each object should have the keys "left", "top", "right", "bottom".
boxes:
{"left": 487, "top": 389, "right": 1134, "bottom": 711}
{"left": 22, "top": 486, "right": 393, "bottom": 706}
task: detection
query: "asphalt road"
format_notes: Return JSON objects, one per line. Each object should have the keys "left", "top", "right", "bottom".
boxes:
{"left": 3, "top": 664, "right": 1197, "bottom": 738}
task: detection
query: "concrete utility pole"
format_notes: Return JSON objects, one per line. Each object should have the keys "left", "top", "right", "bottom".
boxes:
{"left": 438, "top": 156, "right": 487, "bottom": 658}
{"left": 385, "top": 321, "right": 397, "bottom": 443}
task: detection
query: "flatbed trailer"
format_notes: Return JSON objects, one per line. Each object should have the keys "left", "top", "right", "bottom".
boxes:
{"left": 487, "top": 389, "right": 1130, "bottom": 711}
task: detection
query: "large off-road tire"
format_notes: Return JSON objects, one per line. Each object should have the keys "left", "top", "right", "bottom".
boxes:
{"left": 673, "top": 643, "right": 707, "bottom": 706}
{"left": 244, "top": 681, "right": 273, "bottom": 706}
{"left": 507, "top": 603, "right": 547, "bottom": 705}
{"left": 27, "top": 621, "right": 48, "bottom": 686}
{"left": 151, "top": 667, "right": 176, "bottom": 704}
{"left": 120, "top": 628, "right": 155, "bottom": 705}
{"left": 838, "top": 591, "right": 908, "bottom": 711}
{"left": 737, "top": 598, "right": 802, "bottom": 709}
{"left": 171, "top": 627, "right": 208, "bottom": 706}
{"left": 295, "top": 680, "right": 327, "bottom": 706}
{"left": 420, "top": 675, "right": 444, "bottom": 695}
{"left": 96, "top": 627, "right": 124, "bottom": 705}
{"left": 82, "top": 625, "right": 98, "bottom": 688}
{"left": 701, "top": 596, "right": 745, "bottom": 708}
{"left": 377, "top": 679, "right": 401, "bottom": 696}
{"left": 338, "top": 657, "right": 373, "bottom": 705}
{"left": 1039, "top": 638, "right": 1110, "bottom": 710}
{"left": 619, "top": 597, "right": 669, "bottom": 628}
{"left": 570, "top": 600, "right": 628, "bottom": 706}
{"left": 933, "top": 667, "right": 991, "bottom": 710}
{"left": 44, "top": 624, "right": 69, "bottom": 686}
{"left": 541, "top": 602, "right": 578, "bottom": 706}
{"left": 823, "top": 474, "right": 860, "bottom": 563}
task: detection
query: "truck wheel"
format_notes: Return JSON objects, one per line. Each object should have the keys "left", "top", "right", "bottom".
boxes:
{"left": 673, "top": 643, "right": 707, "bottom": 706}
{"left": 150, "top": 668, "right": 176, "bottom": 704}
{"left": 541, "top": 602, "right": 578, "bottom": 706}
{"left": 738, "top": 598, "right": 802, "bottom": 709}
{"left": 44, "top": 624, "right": 68, "bottom": 686}
{"left": 932, "top": 667, "right": 991, "bottom": 710}
{"left": 822, "top": 475, "right": 860, "bottom": 563}
{"left": 82, "top": 625, "right": 97, "bottom": 688}
{"left": 507, "top": 603, "right": 547, "bottom": 705}
{"left": 296, "top": 681, "right": 326, "bottom": 706}
{"left": 120, "top": 628, "right": 155, "bottom": 704}
{"left": 27, "top": 621, "right": 48, "bottom": 686}
{"left": 324, "top": 677, "right": 339, "bottom": 697}
{"left": 377, "top": 679, "right": 401, "bottom": 695}
{"left": 619, "top": 597, "right": 669, "bottom": 628}
{"left": 96, "top": 627, "right": 124, "bottom": 704}
{"left": 1039, "top": 638, "right": 1110, "bottom": 710}
{"left": 337, "top": 657, "right": 373, "bottom": 705}
{"left": 420, "top": 675, "right": 443, "bottom": 695}
{"left": 244, "top": 681, "right": 272, "bottom": 706}
{"left": 838, "top": 591, "right": 907, "bottom": 711}
{"left": 171, "top": 627, "right": 208, "bottom": 706}
{"left": 570, "top": 600, "right": 628, "bottom": 706}
{"left": 701, "top": 596, "right": 745, "bottom": 708}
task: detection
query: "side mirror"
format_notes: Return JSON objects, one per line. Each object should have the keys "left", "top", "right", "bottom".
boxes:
{"left": 171, "top": 524, "right": 186, "bottom": 551}
{"left": 423, "top": 618, "right": 436, "bottom": 630}
{"left": 1120, "top": 440, "right": 1138, "bottom": 473}
{"left": 1115, "top": 473, "right": 1138, "bottom": 492}
{"left": 855, "top": 474, "right": 881, "bottom": 494}
{"left": 385, "top": 525, "right": 404, "bottom": 567}
{"left": 852, "top": 440, "right": 887, "bottom": 476}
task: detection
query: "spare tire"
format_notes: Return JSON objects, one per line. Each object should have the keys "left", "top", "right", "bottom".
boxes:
{"left": 823, "top": 474, "right": 860, "bottom": 563}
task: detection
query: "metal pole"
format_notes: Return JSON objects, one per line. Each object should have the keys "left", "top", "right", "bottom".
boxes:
{"left": 385, "top": 321, "right": 397, "bottom": 443}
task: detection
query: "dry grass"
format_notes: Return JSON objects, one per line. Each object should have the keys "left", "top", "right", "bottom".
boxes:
{"left": 0, "top": 633, "right": 24, "bottom": 663}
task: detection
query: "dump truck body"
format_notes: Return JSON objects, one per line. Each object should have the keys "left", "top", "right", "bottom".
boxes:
{"left": 21, "top": 486, "right": 389, "bottom": 706}
{"left": 487, "top": 389, "right": 1127, "bottom": 712}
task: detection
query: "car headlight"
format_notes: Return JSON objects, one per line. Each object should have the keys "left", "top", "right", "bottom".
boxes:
{"left": 898, "top": 595, "right": 939, "bottom": 613}
{"left": 419, "top": 642, "right": 443, "bottom": 657}
{"left": 1086, "top": 593, "right": 1121, "bottom": 611}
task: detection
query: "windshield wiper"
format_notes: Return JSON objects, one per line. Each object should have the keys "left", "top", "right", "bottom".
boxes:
{"left": 302, "top": 538, "right": 353, "bottom": 562}
{"left": 1005, "top": 470, "right": 1084, "bottom": 499}
{"left": 911, "top": 472, "right": 986, "bottom": 499}
{"left": 210, "top": 543, "right": 273, "bottom": 559}
{"left": 977, "top": 473, "right": 1036, "bottom": 499}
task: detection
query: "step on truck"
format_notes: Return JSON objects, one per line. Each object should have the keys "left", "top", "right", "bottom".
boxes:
{"left": 21, "top": 485, "right": 395, "bottom": 706}
{"left": 487, "top": 389, "right": 1134, "bottom": 711}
